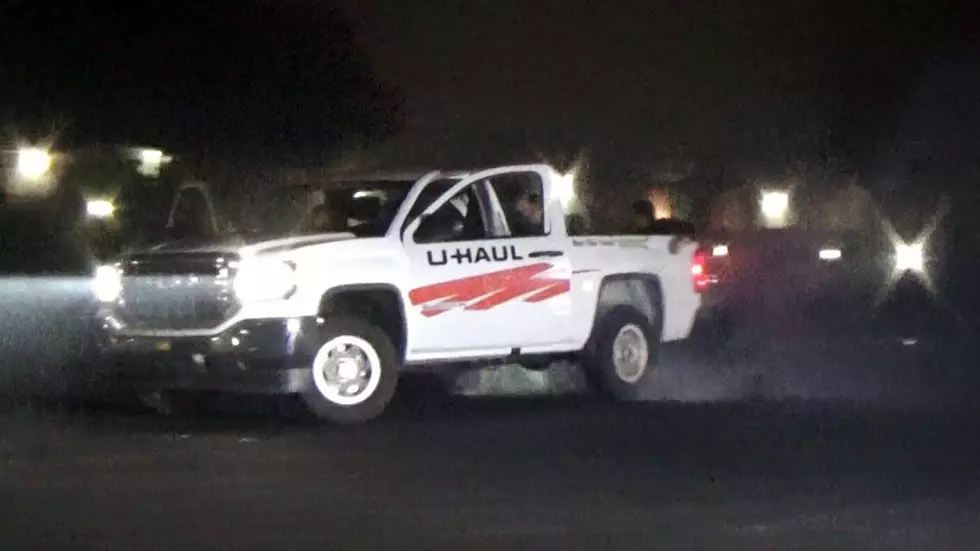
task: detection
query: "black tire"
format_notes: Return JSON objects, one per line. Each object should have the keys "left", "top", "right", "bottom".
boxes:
{"left": 581, "top": 305, "right": 660, "bottom": 401}
{"left": 299, "top": 316, "right": 400, "bottom": 425}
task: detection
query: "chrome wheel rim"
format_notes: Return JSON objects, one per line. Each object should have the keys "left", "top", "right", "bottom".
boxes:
{"left": 311, "top": 336, "right": 382, "bottom": 406}
{"left": 612, "top": 324, "right": 650, "bottom": 384}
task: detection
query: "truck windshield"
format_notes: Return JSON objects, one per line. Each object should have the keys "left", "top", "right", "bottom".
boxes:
{"left": 227, "top": 178, "right": 461, "bottom": 239}
{"left": 235, "top": 180, "right": 414, "bottom": 238}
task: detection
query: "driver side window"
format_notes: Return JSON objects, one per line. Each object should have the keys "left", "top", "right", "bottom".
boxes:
{"left": 413, "top": 183, "right": 489, "bottom": 244}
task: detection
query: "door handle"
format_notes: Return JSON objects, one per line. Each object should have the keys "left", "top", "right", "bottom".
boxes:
{"left": 528, "top": 250, "right": 564, "bottom": 258}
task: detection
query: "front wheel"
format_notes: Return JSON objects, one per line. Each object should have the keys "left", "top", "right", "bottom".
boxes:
{"left": 581, "top": 306, "right": 660, "bottom": 401}
{"left": 300, "top": 317, "right": 400, "bottom": 424}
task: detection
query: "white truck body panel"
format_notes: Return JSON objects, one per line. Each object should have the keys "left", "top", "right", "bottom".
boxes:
{"left": 106, "top": 164, "right": 702, "bottom": 363}
{"left": 566, "top": 235, "right": 701, "bottom": 342}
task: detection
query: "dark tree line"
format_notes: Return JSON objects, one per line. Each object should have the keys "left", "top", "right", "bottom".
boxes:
{"left": 0, "top": 0, "right": 402, "bottom": 163}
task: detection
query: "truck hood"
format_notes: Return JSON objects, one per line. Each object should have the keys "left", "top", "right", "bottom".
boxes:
{"left": 146, "top": 233, "right": 358, "bottom": 256}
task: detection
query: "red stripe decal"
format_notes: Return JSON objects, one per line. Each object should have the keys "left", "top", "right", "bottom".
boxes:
{"left": 409, "top": 262, "right": 570, "bottom": 316}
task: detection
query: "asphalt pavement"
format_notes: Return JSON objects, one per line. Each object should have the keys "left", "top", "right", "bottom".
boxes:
{"left": 3, "top": 396, "right": 980, "bottom": 550}
{"left": 2, "top": 269, "right": 980, "bottom": 549}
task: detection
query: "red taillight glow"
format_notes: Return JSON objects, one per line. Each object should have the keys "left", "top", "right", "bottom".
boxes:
{"left": 692, "top": 250, "right": 710, "bottom": 292}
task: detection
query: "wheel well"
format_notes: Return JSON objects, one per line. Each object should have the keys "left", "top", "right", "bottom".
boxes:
{"left": 592, "top": 274, "right": 664, "bottom": 340}
{"left": 319, "top": 286, "right": 407, "bottom": 361}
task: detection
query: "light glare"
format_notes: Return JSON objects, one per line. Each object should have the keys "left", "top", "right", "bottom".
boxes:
{"left": 93, "top": 265, "right": 122, "bottom": 303}
{"left": 818, "top": 248, "right": 842, "bottom": 260}
{"left": 86, "top": 199, "right": 115, "bottom": 218}
{"left": 760, "top": 190, "right": 790, "bottom": 227}
{"left": 554, "top": 170, "right": 576, "bottom": 209}
{"left": 234, "top": 260, "right": 296, "bottom": 302}
{"left": 134, "top": 147, "right": 172, "bottom": 177}
{"left": 894, "top": 241, "right": 924, "bottom": 273}
{"left": 16, "top": 147, "right": 52, "bottom": 181}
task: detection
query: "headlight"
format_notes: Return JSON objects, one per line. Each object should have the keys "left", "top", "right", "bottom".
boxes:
{"left": 234, "top": 260, "right": 296, "bottom": 302}
{"left": 894, "top": 241, "right": 924, "bottom": 273}
{"left": 93, "top": 264, "right": 122, "bottom": 303}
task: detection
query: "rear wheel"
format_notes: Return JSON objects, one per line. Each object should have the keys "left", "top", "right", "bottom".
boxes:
{"left": 300, "top": 317, "right": 399, "bottom": 424}
{"left": 581, "top": 306, "right": 660, "bottom": 401}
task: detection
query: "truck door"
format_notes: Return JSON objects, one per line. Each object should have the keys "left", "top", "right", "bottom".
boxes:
{"left": 402, "top": 165, "right": 573, "bottom": 357}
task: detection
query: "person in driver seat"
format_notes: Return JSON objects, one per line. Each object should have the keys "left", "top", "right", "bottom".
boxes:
{"left": 511, "top": 190, "right": 543, "bottom": 237}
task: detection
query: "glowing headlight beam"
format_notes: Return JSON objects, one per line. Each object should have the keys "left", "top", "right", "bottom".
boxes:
{"left": 233, "top": 260, "right": 297, "bottom": 302}
{"left": 893, "top": 240, "right": 924, "bottom": 273}
{"left": 93, "top": 265, "right": 122, "bottom": 303}
{"left": 869, "top": 197, "right": 950, "bottom": 307}
{"left": 879, "top": 194, "right": 948, "bottom": 277}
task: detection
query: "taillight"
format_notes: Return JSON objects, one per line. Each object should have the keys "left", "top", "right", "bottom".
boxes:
{"left": 692, "top": 248, "right": 711, "bottom": 292}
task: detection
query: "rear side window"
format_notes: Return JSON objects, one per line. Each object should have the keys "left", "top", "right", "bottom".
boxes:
{"left": 485, "top": 172, "right": 546, "bottom": 238}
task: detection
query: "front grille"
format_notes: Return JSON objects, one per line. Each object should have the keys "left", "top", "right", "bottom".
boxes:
{"left": 113, "top": 253, "right": 240, "bottom": 331}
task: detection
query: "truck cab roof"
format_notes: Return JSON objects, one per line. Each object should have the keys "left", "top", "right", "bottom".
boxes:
{"left": 287, "top": 168, "right": 502, "bottom": 188}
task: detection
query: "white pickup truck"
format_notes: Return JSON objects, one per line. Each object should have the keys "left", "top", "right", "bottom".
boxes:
{"left": 93, "top": 164, "right": 706, "bottom": 423}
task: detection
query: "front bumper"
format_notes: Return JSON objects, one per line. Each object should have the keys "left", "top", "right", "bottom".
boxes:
{"left": 93, "top": 317, "right": 322, "bottom": 394}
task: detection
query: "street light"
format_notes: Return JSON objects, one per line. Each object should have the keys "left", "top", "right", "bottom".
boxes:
{"left": 760, "top": 190, "right": 790, "bottom": 227}
{"left": 86, "top": 199, "right": 116, "bottom": 219}
{"left": 818, "top": 247, "right": 842, "bottom": 261}
{"left": 16, "top": 147, "right": 52, "bottom": 182}
{"left": 133, "top": 147, "right": 172, "bottom": 177}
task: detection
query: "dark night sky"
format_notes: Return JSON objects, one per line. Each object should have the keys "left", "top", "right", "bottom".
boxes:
{"left": 2, "top": 0, "right": 978, "bottom": 173}
{"left": 335, "top": 1, "right": 979, "bottom": 165}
